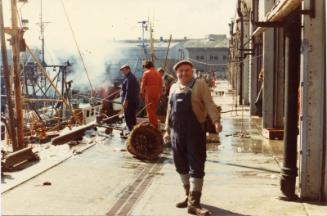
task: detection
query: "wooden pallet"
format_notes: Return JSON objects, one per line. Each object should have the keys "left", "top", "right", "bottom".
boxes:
{"left": 262, "top": 128, "right": 284, "bottom": 140}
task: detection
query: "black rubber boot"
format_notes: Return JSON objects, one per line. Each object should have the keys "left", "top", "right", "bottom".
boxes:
{"left": 187, "top": 191, "right": 210, "bottom": 216}
{"left": 176, "top": 184, "right": 190, "bottom": 208}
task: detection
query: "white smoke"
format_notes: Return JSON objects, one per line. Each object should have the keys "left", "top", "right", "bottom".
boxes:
{"left": 46, "top": 41, "right": 129, "bottom": 91}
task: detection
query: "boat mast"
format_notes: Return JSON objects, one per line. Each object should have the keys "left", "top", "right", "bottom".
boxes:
{"left": 163, "top": 34, "right": 172, "bottom": 71}
{"left": 0, "top": 0, "right": 18, "bottom": 150}
{"left": 149, "top": 22, "right": 155, "bottom": 63}
{"left": 40, "top": 0, "right": 44, "bottom": 64}
{"left": 38, "top": 0, "right": 49, "bottom": 66}
{"left": 138, "top": 20, "right": 149, "bottom": 61}
{"left": 10, "top": 0, "right": 25, "bottom": 149}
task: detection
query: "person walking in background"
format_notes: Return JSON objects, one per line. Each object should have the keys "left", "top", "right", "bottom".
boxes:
{"left": 120, "top": 64, "right": 140, "bottom": 132}
{"left": 157, "top": 67, "right": 175, "bottom": 115}
{"left": 140, "top": 61, "right": 163, "bottom": 128}
{"left": 158, "top": 67, "right": 167, "bottom": 95}
{"left": 158, "top": 67, "right": 175, "bottom": 97}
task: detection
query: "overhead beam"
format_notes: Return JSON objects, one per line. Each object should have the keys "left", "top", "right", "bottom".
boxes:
{"left": 253, "top": 0, "right": 302, "bottom": 37}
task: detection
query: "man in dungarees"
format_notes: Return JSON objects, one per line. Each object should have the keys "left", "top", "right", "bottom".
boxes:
{"left": 163, "top": 60, "right": 222, "bottom": 216}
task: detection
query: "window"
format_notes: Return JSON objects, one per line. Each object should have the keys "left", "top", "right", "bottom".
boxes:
{"left": 196, "top": 56, "right": 200, "bottom": 60}
{"left": 86, "top": 110, "right": 90, "bottom": 117}
{"left": 223, "top": 55, "right": 227, "bottom": 60}
{"left": 214, "top": 56, "right": 218, "bottom": 60}
{"left": 200, "top": 56, "right": 204, "bottom": 60}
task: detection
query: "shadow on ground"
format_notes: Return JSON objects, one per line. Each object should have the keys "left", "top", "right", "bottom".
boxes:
{"left": 1, "top": 174, "right": 14, "bottom": 183}
{"left": 202, "top": 204, "right": 249, "bottom": 216}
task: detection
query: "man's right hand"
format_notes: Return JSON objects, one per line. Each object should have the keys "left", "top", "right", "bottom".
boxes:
{"left": 215, "top": 122, "right": 223, "bottom": 134}
{"left": 163, "top": 131, "right": 170, "bottom": 145}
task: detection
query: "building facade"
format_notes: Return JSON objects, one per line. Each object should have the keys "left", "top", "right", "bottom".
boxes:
{"left": 183, "top": 34, "right": 229, "bottom": 78}
{"left": 229, "top": 0, "right": 326, "bottom": 201}
{"left": 107, "top": 35, "right": 229, "bottom": 83}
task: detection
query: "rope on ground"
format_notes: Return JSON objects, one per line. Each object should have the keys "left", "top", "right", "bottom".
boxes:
{"left": 221, "top": 109, "right": 249, "bottom": 114}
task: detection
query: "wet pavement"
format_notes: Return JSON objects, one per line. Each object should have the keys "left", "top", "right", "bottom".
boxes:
{"left": 2, "top": 80, "right": 327, "bottom": 215}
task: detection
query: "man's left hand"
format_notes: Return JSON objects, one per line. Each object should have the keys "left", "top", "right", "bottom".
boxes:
{"left": 215, "top": 122, "right": 222, "bottom": 134}
{"left": 123, "top": 100, "right": 128, "bottom": 110}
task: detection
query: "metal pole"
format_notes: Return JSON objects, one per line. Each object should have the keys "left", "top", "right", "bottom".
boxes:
{"left": 61, "top": 66, "right": 66, "bottom": 118}
{"left": 24, "top": 98, "right": 63, "bottom": 102}
{"left": 280, "top": 12, "right": 301, "bottom": 200}
{"left": 149, "top": 23, "right": 155, "bottom": 63}
{"left": 163, "top": 34, "right": 172, "bottom": 71}
{"left": 138, "top": 21, "right": 148, "bottom": 61}
{"left": 40, "top": 0, "right": 45, "bottom": 65}
{"left": 142, "top": 22, "right": 145, "bottom": 49}
{"left": 11, "top": 0, "right": 25, "bottom": 149}
{"left": 0, "top": 0, "right": 18, "bottom": 150}
{"left": 237, "top": 0, "right": 244, "bottom": 105}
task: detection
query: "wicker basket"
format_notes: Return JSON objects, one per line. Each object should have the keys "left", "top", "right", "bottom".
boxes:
{"left": 127, "top": 122, "right": 163, "bottom": 160}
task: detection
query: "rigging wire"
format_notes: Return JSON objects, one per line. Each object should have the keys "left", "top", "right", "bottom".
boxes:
{"left": 60, "top": 0, "right": 94, "bottom": 95}
{"left": 187, "top": 54, "right": 263, "bottom": 67}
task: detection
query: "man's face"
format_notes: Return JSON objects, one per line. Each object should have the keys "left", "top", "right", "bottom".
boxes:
{"left": 176, "top": 64, "right": 193, "bottom": 85}
{"left": 120, "top": 68, "right": 130, "bottom": 76}
{"left": 159, "top": 70, "right": 164, "bottom": 77}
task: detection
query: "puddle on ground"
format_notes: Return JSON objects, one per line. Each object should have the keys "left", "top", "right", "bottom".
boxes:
{"left": 212, "top": 117, "right": 284, "bottom": 156}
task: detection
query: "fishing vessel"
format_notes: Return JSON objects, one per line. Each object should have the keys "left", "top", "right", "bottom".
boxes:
{"left": 0, "top": 0, "right": 105, "bottom": 170}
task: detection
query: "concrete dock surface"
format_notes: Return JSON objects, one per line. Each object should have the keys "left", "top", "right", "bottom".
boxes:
{"left": 2, "top": 81, "right": 326, "bottom": 216}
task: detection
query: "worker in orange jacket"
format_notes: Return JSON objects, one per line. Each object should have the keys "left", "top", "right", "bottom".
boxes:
{"left": 141, "top": 61, "right": 163, "bottom": 128}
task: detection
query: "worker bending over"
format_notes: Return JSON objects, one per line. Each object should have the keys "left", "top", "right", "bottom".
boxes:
{"left": 140, "top": 61, "right": 163, "bottom": 128}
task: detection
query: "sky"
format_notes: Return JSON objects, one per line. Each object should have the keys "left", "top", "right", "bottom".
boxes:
{"left": 2, "top": 0, "right": 237, "bottom": 86}
{"left": 3, "top": 0, "right": 237, "bottom": 50}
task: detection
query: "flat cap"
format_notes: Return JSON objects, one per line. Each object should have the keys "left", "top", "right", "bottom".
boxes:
{"left": 157, "top": 67, "right": 164, "bottom": 72}
{"left": 120, "top": 64, "right": 130, "bottom": 70}
{"left": 173, "top": 59, "right": 193, "bottom": 71}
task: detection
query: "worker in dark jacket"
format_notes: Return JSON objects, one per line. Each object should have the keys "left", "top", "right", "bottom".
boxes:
{"left": 120, "top": 64, "right": 140, "bottom": 131}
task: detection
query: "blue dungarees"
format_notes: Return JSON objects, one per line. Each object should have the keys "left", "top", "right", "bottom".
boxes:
{"left": 169, "top": 79, "right": 206, "bottom": 178}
